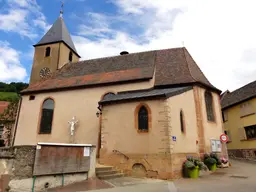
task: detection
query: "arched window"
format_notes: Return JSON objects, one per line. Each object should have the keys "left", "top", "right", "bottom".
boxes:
{"left": 205, "top": 91, "right": 215, "bottom": 122}
{"left": 69, "top": 51, "right": 73, "bottom": 62}
{"left": 138, "top": 106, "right": 148, "bottom": 131}
{"left": 45, "top": 47, "right": 51, "bottom": 57}
{"left": 180, "top": 110, "right": 185, "bottom": 133}
{"left": 39, "top": 98, "right": 54, "bottom": 134}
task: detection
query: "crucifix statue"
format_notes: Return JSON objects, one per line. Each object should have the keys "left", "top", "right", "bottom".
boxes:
{"left": 68, "top": 116, "right": 78, "bottom": 136}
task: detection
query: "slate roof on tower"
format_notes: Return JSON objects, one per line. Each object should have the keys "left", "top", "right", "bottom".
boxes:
{"left": 22, "top": 47, "right": 220, "bottom": 94}
{"left": 34, "top": 16, "right": 80, "bottom": 57}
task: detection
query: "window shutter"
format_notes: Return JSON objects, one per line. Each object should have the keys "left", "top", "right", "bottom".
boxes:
{"left": 238, "top": 128, "right": 246, "bottom": 140}
{"left": 228, "top": 131, "right": 232, "bottom": 141}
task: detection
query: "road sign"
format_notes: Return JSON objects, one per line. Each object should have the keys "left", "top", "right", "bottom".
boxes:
{"left": 220, "top": 133, "right": 228, "bottom": 143}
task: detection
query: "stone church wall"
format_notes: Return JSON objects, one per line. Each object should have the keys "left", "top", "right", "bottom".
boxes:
{"left": 99, "top": 99, "right": 174, "bottom": 179}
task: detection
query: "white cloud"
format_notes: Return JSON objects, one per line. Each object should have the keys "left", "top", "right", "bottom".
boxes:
{"left": 73, "top": 0, "right": 256, "bottom": 92}
{"left": 0, "top": 0, "right": 50, "bottom": 38}
{"left": 0, "top": 41, "right": 27, "bottom": 81}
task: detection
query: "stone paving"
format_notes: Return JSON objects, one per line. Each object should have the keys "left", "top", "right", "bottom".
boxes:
{"left": 47, "top": 178, "right": 113, "bottom": 192}
{"left": 174, "top": 160, "right": 256, "bottom": 192}
{"left": 47, "top": 160, "right": 256, "bottom": 192}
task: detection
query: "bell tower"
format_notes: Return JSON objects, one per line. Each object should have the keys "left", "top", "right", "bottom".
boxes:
{"left": 29, "top": 5, "right": 80, "bottom": 84}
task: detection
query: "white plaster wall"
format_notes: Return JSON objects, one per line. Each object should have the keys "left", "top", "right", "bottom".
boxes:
{"left": 167, "top": 89, "right": 198, "bottom": 153}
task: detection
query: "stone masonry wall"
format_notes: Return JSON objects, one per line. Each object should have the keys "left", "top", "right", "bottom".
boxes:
{"left": 0, "top": 146, "right": 36, "bottom": 179}
{"left": 228, "top": 149, "right": 256, "bottom": 162}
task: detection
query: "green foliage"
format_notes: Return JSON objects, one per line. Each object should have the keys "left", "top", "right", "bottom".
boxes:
{"left": 183, "top": 156, "right": 206, "bottom": 170}
{"left": 0, "top": 92, "right": 19, "bottom": 102}
{"left": 210, "top": 152, "right": 222, "bottom": 165}
{"left": 0, "top": 82, "right": 28, "bottom": 93}
{"left": 184, "top": 160, "right": 195, "bottom": 169}
{"left": 204, "top": 157, "right": 217, "bottom": 165}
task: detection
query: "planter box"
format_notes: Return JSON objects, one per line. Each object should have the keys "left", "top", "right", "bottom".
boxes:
{"left": 188, "top": 166, "right": 199, "bottom": 178}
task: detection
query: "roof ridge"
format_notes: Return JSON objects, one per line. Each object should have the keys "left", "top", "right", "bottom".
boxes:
{"left": 182, "top": 47, "right": 197, "bottom": 83}
{"left": 229, "top": 80, "right": 256, "bottom": 94}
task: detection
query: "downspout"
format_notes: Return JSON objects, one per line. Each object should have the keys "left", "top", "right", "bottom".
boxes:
{"left": 32, "top": 176, "right": 36, "bottom": 192}
{"left": 12, "top": 96, "right": 22, "bottom": 146}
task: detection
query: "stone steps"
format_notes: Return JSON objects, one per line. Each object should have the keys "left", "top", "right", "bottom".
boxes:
{"left": 96, "top": 166, "right": 125, "bottom": 180}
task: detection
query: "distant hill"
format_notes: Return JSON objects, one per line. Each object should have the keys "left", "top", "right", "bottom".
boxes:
{"left": 0, "top": 82, "right": 28, "bottom": 101}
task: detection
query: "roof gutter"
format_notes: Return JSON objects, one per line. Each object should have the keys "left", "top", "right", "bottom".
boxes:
{"left": 20, "top": 78, "right": 152, "bottom": 95}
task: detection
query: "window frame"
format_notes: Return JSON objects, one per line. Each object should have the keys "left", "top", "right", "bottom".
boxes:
{"left": 38, "top": 98, "right": 55, "bottom": 134}
{"left": 204, "top": 90, "right": 215, "bottom": 122}
{"left": 244, "top": 125, "right": 256, "bottom": 140}
{"left": 180, "top": 110, "right": 186, "bottom": 134}
{"left": 45, "top": 47, "right": 51, "bottom": 57}
{"left": 69, "top": 51, "right": 73, "bottom": 62}
{"left": 134, "top": 103, "right": 151, "bottom": 133}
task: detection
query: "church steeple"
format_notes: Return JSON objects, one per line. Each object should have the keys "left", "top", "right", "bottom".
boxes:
{"left": 34, "top": 15, "right": 80, "bottom": 57}
{"left": 30, "top": 9, "right": 80, "bottom": 84}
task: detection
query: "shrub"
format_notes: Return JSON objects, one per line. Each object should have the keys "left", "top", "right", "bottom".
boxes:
{"left": 210, "top": 152, "right": 221, "bottom": 165}
{"left": 204, "top": 157, "right": 217, "bottom": 165}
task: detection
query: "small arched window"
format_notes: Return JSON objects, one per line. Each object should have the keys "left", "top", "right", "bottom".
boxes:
{"left": 180, "top": 110, "right": 185, "bottom": 133}
{"left": 69, "top": 51, "right": 73, "bottom": 62}
{"left": 205, "top": 91, "right": 215, "bottom": 122}
{"left": 39, "top": 98, "right": 54, "bottom": 134}
{"left": 45, "top": 47, "right": 51, "bottom": 57}
{"left": 138, "top": 106, "right": 148, "bottom": 131}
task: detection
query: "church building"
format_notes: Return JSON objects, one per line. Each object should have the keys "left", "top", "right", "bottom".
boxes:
{"left": 13, "top": 14, "right": 227, "bottom": 179}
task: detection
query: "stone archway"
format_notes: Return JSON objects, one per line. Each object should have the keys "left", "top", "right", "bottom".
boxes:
{"left": 132, "top": 163, "right": 147, "bottom": 178}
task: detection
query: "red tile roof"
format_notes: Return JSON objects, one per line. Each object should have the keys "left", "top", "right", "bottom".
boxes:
{"left": 0, "top": 101, "right": 9, "bottom": 116}
{"left": 22, "top": 47, "right": 220, "bottom": 94}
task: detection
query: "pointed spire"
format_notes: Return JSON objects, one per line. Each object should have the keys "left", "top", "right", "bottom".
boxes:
{"left": 34, "top": 10, "right": 80, "bottom": 58}
{"left": 60, "top": 1, "right": 64, "bottom": 17}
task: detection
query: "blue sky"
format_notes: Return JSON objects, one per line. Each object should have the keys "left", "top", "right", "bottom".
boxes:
{"left": 1, "top": 0, "right": 256, "bottom": 91}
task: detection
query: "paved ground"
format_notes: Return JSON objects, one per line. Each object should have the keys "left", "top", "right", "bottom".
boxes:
{"left": 47, "top": 178, "right": 113, "bottom": 192}
{"left": 48, "top": 160, "right": 256, "bottom": 192}
{"left": 174, "top": 160, "right": 256, "bottom": 192}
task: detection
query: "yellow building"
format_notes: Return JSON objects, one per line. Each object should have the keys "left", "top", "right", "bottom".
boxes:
{"left": 221, "top": 81, "right": 256, "bottom": 160}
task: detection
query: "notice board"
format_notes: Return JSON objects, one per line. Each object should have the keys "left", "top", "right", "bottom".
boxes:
{"left": 33, "top": 145, "right": 91, "bottom": 176}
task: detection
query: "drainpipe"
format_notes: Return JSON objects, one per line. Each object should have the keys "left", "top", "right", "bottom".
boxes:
{"left": 12, "top": 96, "right": 22, "bottom": 146}
{"left": 32, "top": 176, "right": 36, "bottom": 192}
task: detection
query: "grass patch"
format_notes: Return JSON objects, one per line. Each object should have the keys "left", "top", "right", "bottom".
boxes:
{"left": 0, "top": 92, "right": 18, "bottom": 101}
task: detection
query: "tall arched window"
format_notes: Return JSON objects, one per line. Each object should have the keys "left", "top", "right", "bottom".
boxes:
{"left": 69, "top": 51, "right": 73, "bottom": 62}
{"left": 205, "top": 91, "right": 215, "bottom": 122}
{"left": 180, "top": 110, "right": 185, "bottom": 133}
{"left": 45, "top": 47, "right": 51, "bottom": 57}
{"left": 138, "top": 106, "right": 148, "bottom": 131}
{"left": 39, "top": 98, "right": 54, "bottom": 134}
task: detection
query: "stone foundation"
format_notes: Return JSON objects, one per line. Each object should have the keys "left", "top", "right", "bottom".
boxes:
{"left": 99, "top": 150, "right": 199, "bottom": 180}
{"left": 228, "top": 149, "right": 256, "bottom": 162}
{"left": 0, "top": 145, "right": 96, "bottom": 191}
{"left": 9, "top": 173, "right": 88, "bottom": 192}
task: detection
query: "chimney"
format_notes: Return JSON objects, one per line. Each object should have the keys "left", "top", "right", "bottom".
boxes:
{"left": 120, "top": 51, "right": 129, "bottom": 55}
